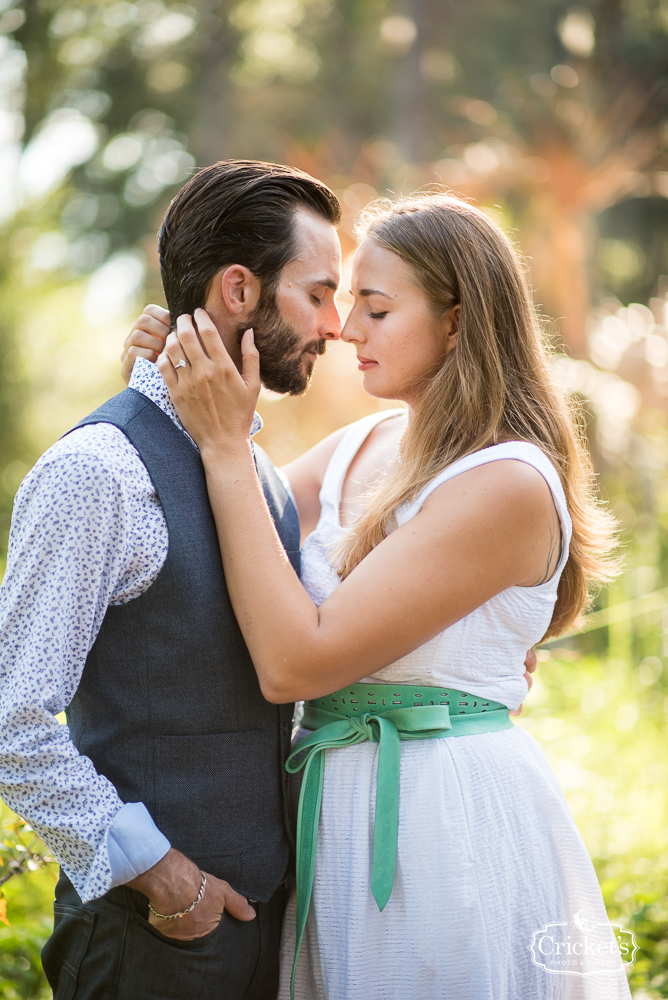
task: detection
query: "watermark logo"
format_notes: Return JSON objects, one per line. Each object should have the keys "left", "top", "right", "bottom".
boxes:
{"left": 529, "top": 910, "right": 638, "bottom": 976}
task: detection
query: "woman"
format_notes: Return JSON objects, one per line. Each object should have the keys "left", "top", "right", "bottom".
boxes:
{"left": 124, "top": 195, "right": 629, "bottom": 999}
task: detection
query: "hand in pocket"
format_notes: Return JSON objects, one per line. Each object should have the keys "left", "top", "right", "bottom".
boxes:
{"left": 128, "top": 847, "right": 256, "bottom": 942}
{"left": 149, "top": 870, "right": 257, "bottom": 941}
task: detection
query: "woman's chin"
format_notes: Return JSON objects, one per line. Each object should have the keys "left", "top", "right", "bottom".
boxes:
{"left": 360, "top": 371, "right": 398, "bottom": 400}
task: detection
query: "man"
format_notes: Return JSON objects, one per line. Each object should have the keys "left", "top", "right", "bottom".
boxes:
{"left": 0, "top": 160, "right": 342, "bottom": 1000}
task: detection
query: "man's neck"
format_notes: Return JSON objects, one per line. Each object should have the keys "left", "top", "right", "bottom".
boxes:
{"left": 128, "top": 356, "right": 262, "bottom": 440}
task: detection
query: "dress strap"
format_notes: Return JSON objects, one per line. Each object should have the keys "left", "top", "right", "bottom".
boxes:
{"left": 397, "top": 441, "right": 572, "bottom": 579}
{"left": 319, "top": 409, "right": 406, "bottom": 509}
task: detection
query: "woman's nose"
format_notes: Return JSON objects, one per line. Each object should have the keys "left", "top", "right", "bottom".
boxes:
{"left": 341, "top": 314, "right": 364, "bottom": 344}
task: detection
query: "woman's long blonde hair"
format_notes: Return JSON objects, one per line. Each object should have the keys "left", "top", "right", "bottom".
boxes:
{"left": 336, "top": 194, "right": 619, "bottom": 639}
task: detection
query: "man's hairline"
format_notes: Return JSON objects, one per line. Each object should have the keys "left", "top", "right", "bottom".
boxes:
{"left": 282, "top": 206, "right": 341, "bottom": 290}
{"left": 200, "top": 205, "right": 340, "bottom": 302}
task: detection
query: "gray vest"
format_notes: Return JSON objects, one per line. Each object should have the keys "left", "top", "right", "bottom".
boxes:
{"left": 66, "top": 388, "right": 299, "bottom": 901}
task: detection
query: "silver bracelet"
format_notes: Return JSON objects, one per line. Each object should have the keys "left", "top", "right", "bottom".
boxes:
{"left": 148, "top": 871, "right": 207, "bottom": 921}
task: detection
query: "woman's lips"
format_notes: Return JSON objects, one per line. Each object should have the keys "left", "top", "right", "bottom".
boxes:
{"left": 357, "top": 356, "right": 378, "bottom": 371}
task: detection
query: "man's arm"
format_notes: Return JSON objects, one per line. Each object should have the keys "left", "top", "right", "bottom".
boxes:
{"left": 0, "top": 432, "right": 172, "bottom": 901}
{"left": 510, "top": 647, "right": 537, "bottom": 717}
{"left": 0, "top": 428, "right": 255, "bottom": 934}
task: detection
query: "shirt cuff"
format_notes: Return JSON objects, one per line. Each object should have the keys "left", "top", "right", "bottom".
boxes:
{"left": 106, "top": 802, "right": 171, "bottom": 888}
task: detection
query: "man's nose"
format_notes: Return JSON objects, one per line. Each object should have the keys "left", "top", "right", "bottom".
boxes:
{"left": 321, "top": 302, "right": 342, "bottom": 340}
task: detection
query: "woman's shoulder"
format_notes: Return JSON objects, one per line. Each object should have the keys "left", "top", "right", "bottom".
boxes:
{"left": 280, "top": 411, "right": 403, "bottom": 537}
{"left": 279, "top": 427, "right": 349, "bottom": 522}
{"left": 399, "top": 440, "right": 569, "bottom": 528}
{"left": 422, "top": 453, "right": 556, "bottom": 511}
{"left": 426, "top": 440, "right": 562, "bottom": 497}
{"left": 334, "top": 408, "right": 407, "bottom": 446}
{"left": 284, "top": 410, "right": 405, "bottom": 484}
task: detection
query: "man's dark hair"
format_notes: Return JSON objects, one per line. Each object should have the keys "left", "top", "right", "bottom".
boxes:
{"left": 158, "top": 159, "right": 341, "bottom": 322}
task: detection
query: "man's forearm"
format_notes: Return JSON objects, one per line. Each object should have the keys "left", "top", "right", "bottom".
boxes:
{"left": 0, "top": 704, "right": 123, "bottom": 897}
{"left": 127, "top": 848, "right": 201, "bottom": 910}
{"left": 127, "top": 848, "right": 257, "bottom": 941}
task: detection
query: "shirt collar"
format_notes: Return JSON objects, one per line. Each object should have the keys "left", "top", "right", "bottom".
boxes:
{"left": 128, "top": 357, "right": 263, "bottom": 445}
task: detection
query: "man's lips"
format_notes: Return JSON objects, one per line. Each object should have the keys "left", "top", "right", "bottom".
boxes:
{"left": 303, "top": 341, "right": 326, "bottom": 362}
{"left": 357, "top": 356, "right": 378, "bottom": 371}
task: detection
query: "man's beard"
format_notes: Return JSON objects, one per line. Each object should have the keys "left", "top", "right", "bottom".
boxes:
{"left": 238, "top": 289, "right": 327, "bottom": 396}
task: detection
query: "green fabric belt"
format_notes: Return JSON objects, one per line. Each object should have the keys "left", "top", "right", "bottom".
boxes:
{"left": 285, "top": 684, "right": 514, "bottom": 998}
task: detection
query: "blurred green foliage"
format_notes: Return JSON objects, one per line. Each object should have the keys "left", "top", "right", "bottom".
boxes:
{"left": 0, "top": 805, "right": 55, "bottom": 999}
{"left": 520, "top": 644, "right": 668, "bottom": 997}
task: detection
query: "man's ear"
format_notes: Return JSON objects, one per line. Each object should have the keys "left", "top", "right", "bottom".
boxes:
{"left": 213, "top": 265, "right": 261, "bottom": 317}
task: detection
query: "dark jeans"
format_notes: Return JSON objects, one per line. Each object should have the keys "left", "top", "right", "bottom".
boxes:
{"left": 42, "top": 871, "right": 288, "bottom": 1000}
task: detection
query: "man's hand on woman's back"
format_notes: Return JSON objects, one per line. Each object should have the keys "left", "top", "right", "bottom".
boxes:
{"left": 509, "top": 647, "right": 537, "bottom": 717}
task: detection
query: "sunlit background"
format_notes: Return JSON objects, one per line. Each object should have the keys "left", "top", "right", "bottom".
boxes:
{"left": 1, "top": 1, "right": 668, "bottom": 996}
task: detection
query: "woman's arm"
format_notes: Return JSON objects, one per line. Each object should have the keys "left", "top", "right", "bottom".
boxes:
{"left": 281, "top": 430, "right": 346, "bottom": 540}
{"left": 120, "top": 304, "right": 171, "bottom": 383}
{"left": 160, "top": 311, "right": 557, "bottom": 703}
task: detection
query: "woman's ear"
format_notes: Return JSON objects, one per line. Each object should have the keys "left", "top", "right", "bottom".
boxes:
{"left": 212, "top": 265, "right": 261, "bottom": 317}
{"left": 443, "top": 303, "right": 460, "bottom": 355}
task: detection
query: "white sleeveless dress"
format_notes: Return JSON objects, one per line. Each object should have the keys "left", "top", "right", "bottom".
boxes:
{"left": 278, "top": 411, "right": 631, "bottom": 1000}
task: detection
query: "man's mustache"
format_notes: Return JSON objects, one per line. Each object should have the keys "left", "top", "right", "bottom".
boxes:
{"left": 237, "top": 328, "right": 327, "bottom": 359}
{"left": 302, "top": 339, "right": 328, "bottom": 357}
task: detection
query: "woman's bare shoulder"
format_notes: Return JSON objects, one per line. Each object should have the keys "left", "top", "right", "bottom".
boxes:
{"left": 282, "top": 412, "right": 403, "bottom": 485}
{"left": 417, "top": 459, "right": 560, "bottom": 583}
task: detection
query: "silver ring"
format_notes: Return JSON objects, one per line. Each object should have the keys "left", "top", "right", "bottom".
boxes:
{"left": 174, "top": 358, "right": 187, "bottom": 369}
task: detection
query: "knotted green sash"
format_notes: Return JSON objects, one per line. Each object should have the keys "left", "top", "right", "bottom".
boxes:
{"left": 285, "top": 684, "right": 514, "bottom": 998}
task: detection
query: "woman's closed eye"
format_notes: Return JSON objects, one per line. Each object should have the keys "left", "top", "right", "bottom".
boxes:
{"left": 369, "top": 310, "right": 388, "bottom": 320}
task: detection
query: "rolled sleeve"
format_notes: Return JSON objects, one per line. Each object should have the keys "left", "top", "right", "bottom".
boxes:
{"left": 106, "top": 803, "right": 171, "bottom": 888}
